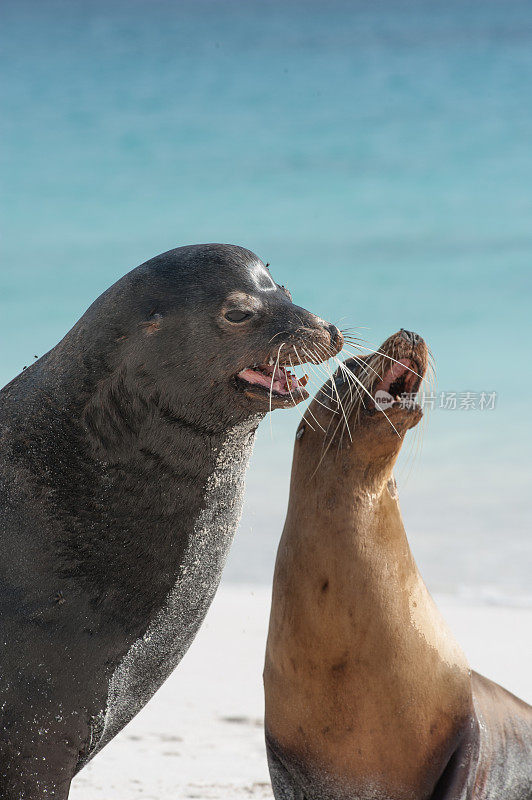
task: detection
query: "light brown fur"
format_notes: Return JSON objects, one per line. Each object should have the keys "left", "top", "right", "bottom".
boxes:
{"left": 264, "top": 332, "right": 473, "bottom": 800}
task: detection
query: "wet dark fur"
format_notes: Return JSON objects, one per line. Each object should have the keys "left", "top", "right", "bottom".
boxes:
{"left": 0, "top": 244, "right": 338, "bottom": 798}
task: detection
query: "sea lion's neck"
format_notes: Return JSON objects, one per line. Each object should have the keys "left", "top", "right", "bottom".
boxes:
{"left": 3, "top": 350, "right": 261, "bottom": 636}
{"left": 265, "top": 453, "right": 472, "bottom": 800}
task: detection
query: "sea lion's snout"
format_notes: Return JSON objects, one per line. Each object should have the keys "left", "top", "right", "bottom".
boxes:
{"left": 340, "top": 328, "right": 428, "bottom": 422}
{"left": 230, "top": 286, "right": 343, "bottom": 411}
{"left": 300, "top": 328, "right": 429, "bottom": 454}
{"left": 235, "top": 316, "right": 341, "bottom": 410}
{"left": 328, "top": 323, "right": 343, "bottom": 354}
{"left": 399, "top": 327, "right": 421, "bottom": 345}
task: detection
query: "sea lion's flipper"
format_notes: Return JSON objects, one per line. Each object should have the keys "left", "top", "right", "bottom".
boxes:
{"left": 431, "top": 672, "right": 532, "bottom": 800}
{"left": 468, "top": 671, "right": 532, "bottom": 799}
{"left": 430, "top": 715, "right": 480, "bottom": 800}
{"left": 266, "top": 737, "right": 306, "bottom": 800}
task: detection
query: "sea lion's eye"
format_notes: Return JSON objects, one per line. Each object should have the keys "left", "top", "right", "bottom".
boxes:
{"left": 224, "top": 309, "right": 254, "bottom": 323}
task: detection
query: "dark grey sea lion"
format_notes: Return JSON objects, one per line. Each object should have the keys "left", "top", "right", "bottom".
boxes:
{"left": 0, "top": 243, "right": 343, "bottom": 799}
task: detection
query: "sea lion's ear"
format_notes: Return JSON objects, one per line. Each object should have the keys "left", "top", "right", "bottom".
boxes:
{"left": 279, "top": 284, "right": 293, "bottom": 302}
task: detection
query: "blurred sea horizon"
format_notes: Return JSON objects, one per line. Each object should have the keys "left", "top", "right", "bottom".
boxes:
{"left": 1, "top": 0, "right": 531, "bottom": 602}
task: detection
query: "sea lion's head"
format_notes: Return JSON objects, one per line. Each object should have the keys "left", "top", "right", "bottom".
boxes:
{"left": 294, "top": 328, "right": 428, "bottom": 487}
{"left": 70, "top": 244, "right": 342, "bottom": 432}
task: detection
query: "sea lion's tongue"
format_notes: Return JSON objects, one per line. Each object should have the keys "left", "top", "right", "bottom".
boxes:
{"left": 373, "top": 358, "right": 418, "bottom": 398}
{"left": 238, "top": 365, "right": 307, "bottom": 395}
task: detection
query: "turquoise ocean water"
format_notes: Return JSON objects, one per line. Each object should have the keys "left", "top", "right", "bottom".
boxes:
{"left": 1, "top": 0, "right": 531, "bottom": 600}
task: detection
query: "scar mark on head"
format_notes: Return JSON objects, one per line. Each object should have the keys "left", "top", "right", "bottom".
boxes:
{"left": 251, "top": 263, "right": 276, "bottom": 292}
{"left": 140, "top": 313, "right": 163, "bottom": 335}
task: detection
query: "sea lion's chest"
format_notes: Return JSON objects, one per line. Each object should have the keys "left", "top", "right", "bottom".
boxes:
{"left": 88, "top": 419, "right": 258, "bottom": 759}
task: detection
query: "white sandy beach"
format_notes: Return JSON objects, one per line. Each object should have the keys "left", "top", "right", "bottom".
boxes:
{"left": 70, "top": 584, "right": 532, "bottom": 800}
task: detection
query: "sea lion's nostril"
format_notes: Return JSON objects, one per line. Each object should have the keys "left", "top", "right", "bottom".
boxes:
{"left": 400, "top": 328, "right": 419, "bottom": 344}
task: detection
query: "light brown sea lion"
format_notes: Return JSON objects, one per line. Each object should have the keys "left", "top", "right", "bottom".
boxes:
{"left": 264, "top": 329, "right": 532, "bottom": 800}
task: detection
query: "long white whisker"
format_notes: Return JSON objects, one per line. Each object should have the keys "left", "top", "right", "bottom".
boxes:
{"left": 343, "top": 342, "right": 424, "bottom": 381}
{"left": 286, "top": 355, "right": 319, "bottom": 433}
{"left": 310, "top": 346, "right": 352, "bottom": 444}
{"left": 301, "top": 344, "right": 348, "bottom": 444}
{"left": 332, "top": 356, "right": 401, "bottom": 438}
{"left": 338, "top": 351, "right": 384, "bottom": 385}
{"left": 269, "top": 344, "right": 283, "bottom": 438}
{"left": 298, "top": 346, "right": 342, "bottom": 414}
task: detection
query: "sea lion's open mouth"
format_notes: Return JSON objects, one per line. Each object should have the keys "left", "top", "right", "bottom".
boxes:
{"left": 332, "top": 330, "right": 428, "bottom": 422}
{"left": 371, "top": 357, "right": 422, "bottom": 406}
{"left": 235, "top": 326, "right": 343, "bottom": 408}
{"left": 307, "top": 330, "right": 428, "bottom": 445}
{"left": 237, "top": 363, "right": 309, "bottom": 400}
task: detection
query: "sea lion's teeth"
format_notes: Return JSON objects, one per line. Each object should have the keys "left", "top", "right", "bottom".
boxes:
{"left": 268, "top": 356, "right": 275, "bottom": 366}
